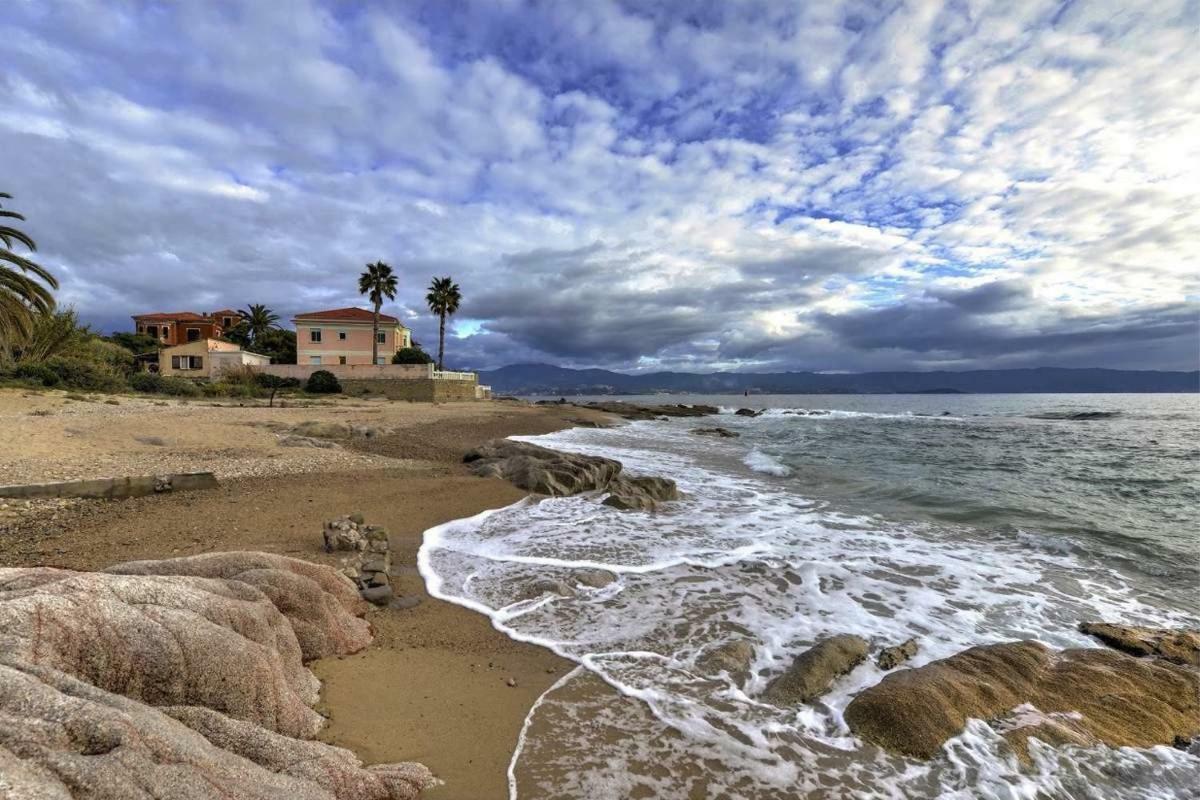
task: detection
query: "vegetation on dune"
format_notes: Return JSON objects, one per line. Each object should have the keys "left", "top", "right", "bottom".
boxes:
{"left": 425, "top": 276, "right": 462, "bottom": 371}
{"left": 358, "top": 261, "right": 397, "bottom": 366}
{"left": 0, "top": 193, "right": 58, "bottom": 349}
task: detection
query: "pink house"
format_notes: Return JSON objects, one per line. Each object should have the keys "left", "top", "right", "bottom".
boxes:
{"left": 292, "top": 307, "right": 413, "bottom": 366}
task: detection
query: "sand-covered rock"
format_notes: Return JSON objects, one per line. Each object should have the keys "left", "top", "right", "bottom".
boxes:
{"left": 762, "top": 634, "right": 869, "bottom": 705}
{"left": 0, "top": 553, "right": 434, "bottom": 799}
{"left": 844, "top": 640, "right": 1200, "bottom": 760}
{"left": 1080, "top": 621, "right": 1200, "bottom": 666}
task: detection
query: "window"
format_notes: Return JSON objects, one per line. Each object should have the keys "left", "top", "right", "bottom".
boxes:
{"left": 222, "top": 316, "right": 234, "bottom": 328}
{"left": 171, "top": 355, "right": 203, "bottom": 370}
{"left": 160, "top": 328, "right": 170, "bottom": 340}
{"left": 310, "top": 328, "right": 322, "bottom": 343}
{"left": 186, "top": 327, "right": 201, "bottom": 342}
{"left": 309, "top": 356, "right": 322, "bottom": 365}
{"left": 144, "top": 325, "right": 157, "bottom": 338}
{"left": 338, "top": 356, "right": 347, "bottom": 365}
{"left": 338, "top": 331, "right": 347, "bottom": 340}
{"left": 376, "top": 331, "right": 387, "bottom": 344}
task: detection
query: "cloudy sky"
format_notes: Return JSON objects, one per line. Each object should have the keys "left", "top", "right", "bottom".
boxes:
{"left": 3, "top": 1, "right": 1198, "bottom": 372}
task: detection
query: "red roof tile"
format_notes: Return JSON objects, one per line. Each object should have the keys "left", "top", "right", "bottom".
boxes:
{"left": 293, "top": 307, "right": 401, "bottom": 324}
{"left": 132, "top": 312, "right": 210, "bottom": 322}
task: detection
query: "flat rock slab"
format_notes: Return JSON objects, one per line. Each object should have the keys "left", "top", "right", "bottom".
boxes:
{"left": 1080, "top": 621, "right": 1200, "bottom": 667}
{"left": 0, "top": 471, "right": 218, "bottom": 500}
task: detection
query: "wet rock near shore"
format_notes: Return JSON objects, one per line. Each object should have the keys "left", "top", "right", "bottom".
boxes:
{"left": 734, "top": 408, "right": 762, "bottom": 417}
{"left": 0, "top": 553, "right": 434, "bottom": 799}
{"left": 1080, "top": 621, "right": 1200, "bottom": 666}
{"left": 875, "top": 637, "right": 919, "bottom": 671}
{"left": 696, "top": 640, "right": 756, "bottom": 682}
{"left": 583, "top": 401, "right": 719, "bottom": 421}
{"left": 602, "top": 475, "right": 680, "bottom": 511}
{"left": 464, "top": 439, "right": 680, "bottom": 511}
{"left": 692, "top": 427, "right": 739, "bottom": 438}
{"left": 762, "top": 634, "right": 869, "bottom": 705}
{"left": 843, "top": 639, "right": 1200, "bottom": 761}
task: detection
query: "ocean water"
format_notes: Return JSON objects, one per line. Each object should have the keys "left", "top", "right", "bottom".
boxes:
{"left": 419, "top": 394, "right": 1200, "bottom": 799}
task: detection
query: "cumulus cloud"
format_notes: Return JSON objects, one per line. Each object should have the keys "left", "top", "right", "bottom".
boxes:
{"left": 2, "top": 0, "right": 1197, "bottom": 372}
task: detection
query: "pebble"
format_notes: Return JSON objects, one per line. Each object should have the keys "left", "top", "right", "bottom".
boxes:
{"left": 506, "top": 678, "right": 517, "bottom": 687}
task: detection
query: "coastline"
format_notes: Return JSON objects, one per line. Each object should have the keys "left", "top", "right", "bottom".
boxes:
{"left": 0, "top": 391, "right": 613, "bottom": 798}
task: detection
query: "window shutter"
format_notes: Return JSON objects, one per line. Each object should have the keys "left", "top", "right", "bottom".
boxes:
{"left": 171, "top": 356, "right": 180, "bottom": 369}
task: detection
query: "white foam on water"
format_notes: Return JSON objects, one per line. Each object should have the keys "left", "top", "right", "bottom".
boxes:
{"left": 420, "top": 419, "right": 1199, "bottom": 798}
{"left": 743, "top": 448, "right": 792, "bottom": 476}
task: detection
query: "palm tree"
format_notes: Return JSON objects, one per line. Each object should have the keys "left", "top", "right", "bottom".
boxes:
{"left": 358, "top": 261, "right": 397, "bottom": 365}
{"left": 239, "top": 303, "right": 279, "bottom": 344}
{"left": 1, "top": 193, "right": 57, "bottom": 348}
{"left": 425, "top": 276, "right": 462, "bottom": 371}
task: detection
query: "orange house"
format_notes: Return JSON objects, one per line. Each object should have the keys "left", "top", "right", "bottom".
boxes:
{"left": 132, "top": 309, "right": 241, "bottom": 346}
{"left": 292, "top": 307, "right": 413, "bottom": 366}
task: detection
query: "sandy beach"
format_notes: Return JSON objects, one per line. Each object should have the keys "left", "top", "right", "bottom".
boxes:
{"left": 0, "top": 388, "right": 611, "bottom": 798}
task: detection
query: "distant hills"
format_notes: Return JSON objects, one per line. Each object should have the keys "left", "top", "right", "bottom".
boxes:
{"left": 478, "top": 364, "right": 1200, "bottom": 395}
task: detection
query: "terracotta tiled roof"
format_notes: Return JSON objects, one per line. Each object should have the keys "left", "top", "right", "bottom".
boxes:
{"left": 293, "top": 307, "right": 401, "bottom": 324}
{"left": 132, "top": 311, "right": 210, "bottom": 322}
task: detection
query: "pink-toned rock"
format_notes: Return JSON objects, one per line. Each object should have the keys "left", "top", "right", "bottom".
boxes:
{"left": 0, "top": 553, "right": 434, "bottom": 799}
{"left": 104, "top": 551, "right": 371, "bottom": 660}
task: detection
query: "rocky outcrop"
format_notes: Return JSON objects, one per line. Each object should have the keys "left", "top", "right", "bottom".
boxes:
{"left": 583, "top": 402, "right": 718, "bottom": 421}
{"left": 844, "top": 640, "right": 1200, "bottom": 760}
{"left": 876, "top": 637, "right": 919, "bottom": 671}
{"left": 602, "top": 475, "right": 680, "bottom": 511}
{"left": 464, "top": 439, "right": 679, "bottom": 510}
{"left": 734, "top": 408, "right": 761, "bottom": 417}
{"left": 280, "top": 434, "right": 341, "bottom": 449}
{"left": 290, "top": 421, "right": 390, "bottom": 440}
{"left": 692, "top": 427, "right": 739, "bottom": 438}
{"left": 1080, "top": 622, "right": 1200, "bottom": 666}
{"left": 0, "top": 554, "right": 434, "bottom": 799}
{"left": 574, "top": 569, "right": 616, "bottom": 589}
{"left": 464, "top": 439, "right": 622, "bottom": 495}
{"left": 762, "top": 634, "right": 869, "bottom": 705}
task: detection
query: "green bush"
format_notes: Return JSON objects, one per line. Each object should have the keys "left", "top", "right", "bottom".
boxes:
{"left": 12, "top": 362, "right": 61, "bottom": 387}
{"left": 254, "top": 373, "right": 301, "bottom": 390}
{"left": 24, "top": 357, "right": 126, "bottom": 392}
{"left": 128, "top": 371, "right": 201, "bottom": 397}
{"left": 392, "top": 347, "right": 433, "bottom": 365}
{"left": 305, "top": 369, "right": 341, "bottom": 394}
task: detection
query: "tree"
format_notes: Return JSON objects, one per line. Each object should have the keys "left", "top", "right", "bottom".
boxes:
{"left": 358, "top": 261, "right": 397, "bottom": 366}
{"left": 239, "top": 303, "right": 279, "bottom": 344}
{"left": 425, "top": 276, "right": 462, "bottom": 371}
{"left": 392, "top": 346, "right": 433, "bottom": 365}
{"left": 107, "top": 331, "right": 161, "bottom": 356}
{"left": 253, "top": 328, "right": 296, "bottom": 364}
{"left": 0, "top": 193, "right": 58, "bottom": 349}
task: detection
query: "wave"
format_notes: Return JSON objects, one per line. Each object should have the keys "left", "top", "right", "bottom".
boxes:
{"left": 742, "top": 448, "right": 792, "bottom": 476}
{"left": 1028, "top": 411, "right": 1122, "bottom": 421}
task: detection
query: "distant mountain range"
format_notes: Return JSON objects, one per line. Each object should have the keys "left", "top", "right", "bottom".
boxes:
{"left": 478, "top": 364, "right": 1200, "bottom": 395}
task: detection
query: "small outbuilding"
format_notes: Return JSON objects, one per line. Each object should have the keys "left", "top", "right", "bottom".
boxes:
{"left": 158, "top": 338, "right": 269, "bottom": 379}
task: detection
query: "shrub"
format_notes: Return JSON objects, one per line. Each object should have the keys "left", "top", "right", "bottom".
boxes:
{"left": 28, "top": 357, "right": 126, "bottom": 392}
{"left": 392, "top": 347, "right": 433, "bottom": 365}
{"left": 129, "top": 371, "right": 200, "bottom": 397}
{"left": 12, "top": 362, "right": 61, "bottom": 387}
{"left": 305, "top": 369, "right": 341, "bottom": 394}
{"left": 254, "top": 373, "right": 301, "bottom": 390}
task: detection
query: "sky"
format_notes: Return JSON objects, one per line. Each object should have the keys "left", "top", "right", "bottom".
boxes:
{"left": 3, "top": 0, "right": 1198, "bottom": 373}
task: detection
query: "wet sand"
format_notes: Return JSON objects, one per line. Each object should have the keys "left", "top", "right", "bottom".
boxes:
{"left": 0, "top": 394, "right": 612, "bottom": 798}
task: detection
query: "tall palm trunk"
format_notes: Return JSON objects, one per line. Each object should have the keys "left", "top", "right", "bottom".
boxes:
{"left": 438, "top": 312, "right": 446, "bottom": 370}
{"left": 371, "top": 301, "right": 380, "bottom": 365}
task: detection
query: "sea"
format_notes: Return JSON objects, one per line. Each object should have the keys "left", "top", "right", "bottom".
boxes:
{"left": 418, "top": 394, "right": 1200, "bottom": 799}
